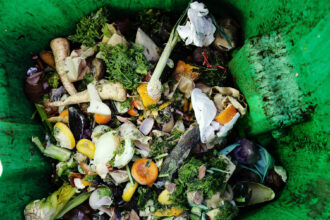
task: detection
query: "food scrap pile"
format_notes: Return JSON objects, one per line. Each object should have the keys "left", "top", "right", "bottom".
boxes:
{"left": 24, "top": 2, "right": 287, "bottom": 220}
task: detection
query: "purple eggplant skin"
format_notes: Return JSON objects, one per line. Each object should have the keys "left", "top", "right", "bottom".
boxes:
{"left": 68, "top": 107, "right": 89, "bottom": 141}
{"left": 233, "top": 138, "right": 260, "bottom": 165}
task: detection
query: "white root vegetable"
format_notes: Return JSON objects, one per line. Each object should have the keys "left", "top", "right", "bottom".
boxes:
{"left": 48, "top": 82, "right": 127, "bottom": 107}
{"left": 50, "top": 38, "right": 77, "bottom": 95}
{"left": 87, "top": 83, "right": 111, "bottom": 115}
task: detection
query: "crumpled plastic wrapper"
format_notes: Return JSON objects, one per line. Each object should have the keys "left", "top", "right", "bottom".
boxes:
{"left": 177, "top": 1, "right": 216, "bottom": 47}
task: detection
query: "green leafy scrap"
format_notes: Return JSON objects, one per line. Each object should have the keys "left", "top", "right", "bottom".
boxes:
{"left": 171, "top": 156, "right": 228, "bottom": 208}
{"left": 99, "top": 43, "right": 152, "bottom": 90}
{"left": 47, "top": 71, "right": 60, "bottom": 88}
{"left": 68, "top": 7, "right": 109, "bottom": 47}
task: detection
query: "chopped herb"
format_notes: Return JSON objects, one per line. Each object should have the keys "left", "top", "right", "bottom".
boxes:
{"left": 119, "top": 99, "right": 131, "bottom": 111}
{"left": 137, "top": 187, "right": 157, "bottom": 207}
{"left": 99, "top": 43, "right": 152, "bottom": 90}
{"left": 114, "top": 140, "right": 125, "bottom": 156}
{"left": 171, "top": 156, "right": 228, "bottom": 208}
{"left": 68, "top": 7, "right": 109, "bottom": 47}
{"left": 199, "top": 56, "right": 229, "bottom": 87}
{"left": 84, "top": 73, "right": 94, "bottom": 84}
{"left": 46, "top": 71, "right": 60, "bottom": 88}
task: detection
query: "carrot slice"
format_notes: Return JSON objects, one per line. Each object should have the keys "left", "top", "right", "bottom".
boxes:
{"left": 59, "top": 109, "right": 68, "bottom": 117}
{"left": 131, "top": 158, "right": 158, "bottom": 187}
{"left": 94, "top": 114, "right": 111, "bottom": 124}
{"left": 127, "top": 105, "right": 139, "bottom": 117}
{"left": 215, "top": 105, "right": 237, "bottom": 125}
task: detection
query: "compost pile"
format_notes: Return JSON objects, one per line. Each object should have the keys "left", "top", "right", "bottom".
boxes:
{"left": 23, "top": 2, "right": 287, "bottom": 220}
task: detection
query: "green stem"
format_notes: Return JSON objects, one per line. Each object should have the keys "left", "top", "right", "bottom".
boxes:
{"left": 126, "top": 164, "right": 135, "bottom": 186}
{"left": 154, "top": 153, "right": 169, "bottom": 160}
{"left": 31, "top": 136, "right": 45, "bottom": 153}
{"left": 209, "top": 167, "right": 231, "bottom": 174}
{"left": 148, "top": 1, "right": 191, "bottom": 84}
{"left": 55, "top": 192, "right": 91, "bottom": 218}
{"left": 158, "top": 173, "right": 170, "bottom": 178}
{"left": 35, "top": 103, "right": 56, "bottom": 143}
{"left": 44, "top": 144, "right": 71, "bottom": 161}
{"left": 149, "top": 32, "right": 179, "bottom": 83}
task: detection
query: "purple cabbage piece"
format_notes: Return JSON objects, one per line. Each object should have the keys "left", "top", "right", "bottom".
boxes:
{"left": 233, "top": 138, "right": 260, "bottom": 165}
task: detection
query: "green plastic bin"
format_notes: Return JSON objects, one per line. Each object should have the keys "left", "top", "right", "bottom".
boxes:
{"left": 0, "top": 0, "right": 329, "bottom": 219}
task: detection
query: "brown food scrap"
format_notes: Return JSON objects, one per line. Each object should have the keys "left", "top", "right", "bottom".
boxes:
{"left": 68, "top": 172, "right": 83, "bottom": 186}
{"left": 165, "top": 182, "right": 177, "bottom": 194}
{"left": 129, "top": 209, "right": 140, "bottom": 220}
{"left": 199, "top": 164, "right": 206, "bottom": 180}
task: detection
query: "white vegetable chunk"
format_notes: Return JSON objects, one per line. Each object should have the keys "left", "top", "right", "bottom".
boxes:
{"left": 87, "top": 83, "right": 111, "bottom": 115}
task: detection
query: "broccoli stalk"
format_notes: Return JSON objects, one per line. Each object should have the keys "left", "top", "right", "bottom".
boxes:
{"left": 24, "top": 183, "right": 76, "bottom": 220}
{"left": 32, "top": 137, "right": 71, "bottom": 162}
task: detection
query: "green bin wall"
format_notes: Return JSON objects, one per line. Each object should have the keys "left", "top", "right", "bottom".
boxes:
{"left": 0, "top": 0, "right": 329, "bottom": 219}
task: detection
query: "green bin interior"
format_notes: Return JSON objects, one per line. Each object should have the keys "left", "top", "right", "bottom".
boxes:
{"left": 0, "top": 0, "right": 329, "bottom": 219}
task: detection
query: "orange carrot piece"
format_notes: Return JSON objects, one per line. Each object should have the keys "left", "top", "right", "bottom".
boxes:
{"left": 39, "top": 51, "right": 56, "bottom": 69}
{"left": 215, "top": 105, "right": 237, "bottom": 125}
{"left": 94, "top": 114, "right": 111, "bottom": 124}
{"left": 59, "top": 109, "right": 68, "bottom": 117}
{"left": 131, "top": 158, "right": 158, "bottom": 187}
